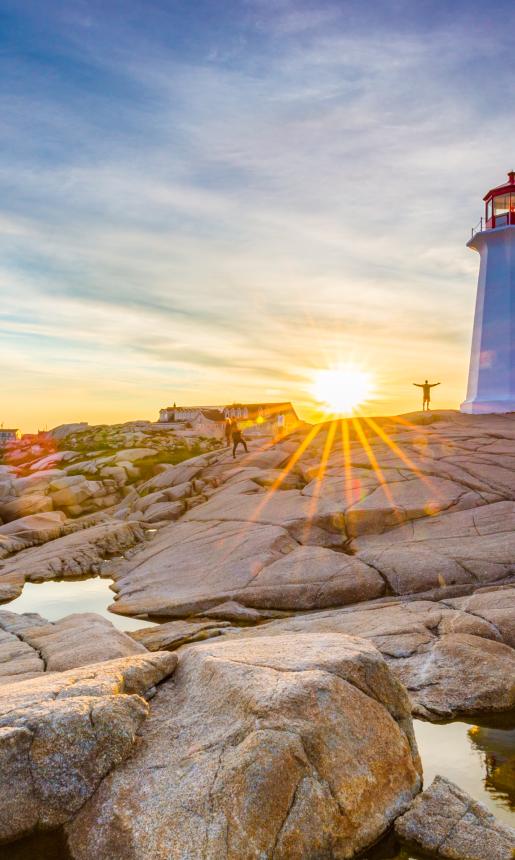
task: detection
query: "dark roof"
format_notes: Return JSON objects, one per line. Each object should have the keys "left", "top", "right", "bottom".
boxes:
{"left": 200, "top": 409, "right": 225, "bottom": 422}
{"left": 162, "top": 406, "right": 199, "bottom": 413}
{"left": 0, "top": 428, "right": 19, "bottom": 433}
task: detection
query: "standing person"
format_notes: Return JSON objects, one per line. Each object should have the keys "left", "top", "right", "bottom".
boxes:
{"left": 224, "top": 417, "right": 232, "bottom": 447}
{"left": 413, "top": 379, "right": 441, "bottom": 411}
{"left": 231, "top": 420, "right": 248, "bottom": 458}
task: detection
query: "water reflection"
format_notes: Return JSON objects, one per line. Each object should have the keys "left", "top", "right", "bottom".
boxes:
{"left": 4, "top": 577, "right": 154, "bottom": 632}
{"left": 467, "top": 723, "right": 515, "bottom": 812}
{"left": 414, "top": 714, "right": 515, "bottom": 826}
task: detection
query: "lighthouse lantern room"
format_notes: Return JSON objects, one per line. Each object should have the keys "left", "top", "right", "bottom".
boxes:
{"left": 461, "top": 171, "right": 515, "bottom": 414}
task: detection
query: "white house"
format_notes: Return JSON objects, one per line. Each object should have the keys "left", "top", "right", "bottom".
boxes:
{"left": 222, "top": 402, "right": 298, "bottom": 435}
{"left": 157, "top": 405, "right": 226, "bottom": 438}
{"left": 0, "top": 428, "right": 21, "bottom": 446}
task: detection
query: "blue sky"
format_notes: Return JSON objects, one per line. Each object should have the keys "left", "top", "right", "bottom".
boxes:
{"left": 2, "top": 0, "right": 515, "bottom": 430}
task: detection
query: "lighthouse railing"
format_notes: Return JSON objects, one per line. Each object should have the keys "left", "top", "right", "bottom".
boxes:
{"left": 471, "top": 217, "right": 483, "bottom": 239}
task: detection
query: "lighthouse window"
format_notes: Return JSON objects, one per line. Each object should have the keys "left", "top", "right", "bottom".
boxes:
{"left": 493, "top": 194, "right": 509, "bottom": 215}
{"left": 487, "top": 200, "right": 492, "bottom": 220}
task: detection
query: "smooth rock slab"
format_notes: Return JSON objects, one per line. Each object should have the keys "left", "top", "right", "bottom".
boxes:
{"left": 66, "top": 633, "right": 421, "bottom": 860}
{"left": 395, "top": 775, "right": 515, "bottom": 859}
{"left": 110, "top": 520, "right": 297, "bottom": 617}
{"left": 20, "top": 612, "right": 147, "bottom": 672}
{"left": 184, "top": 487, "right": 347, "bottom": 546}
{"left": 0, "top": 520, "right": 145, "bottom": 585}
{"left": 238, "top": 545, "right": 385, "bottom": 610}
{"left": 0, "top": 652, "right": 176, "bottom": 843}
{"left": 345, "top": 477, "right": 472, "bottom": 536}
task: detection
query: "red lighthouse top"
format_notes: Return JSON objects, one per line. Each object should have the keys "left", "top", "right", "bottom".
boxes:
{"left": 483, "top": 171, "right": 515, "bottom": 229}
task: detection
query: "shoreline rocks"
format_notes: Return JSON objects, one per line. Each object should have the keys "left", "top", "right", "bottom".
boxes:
{"left": 0, "top": 652, "right": 176, "bottom": 844}
{"left": 395, "top": 775, "right": 515, "bottom": 859}
{"left": 66, "top": 633, "right": 422, "bottom": 860}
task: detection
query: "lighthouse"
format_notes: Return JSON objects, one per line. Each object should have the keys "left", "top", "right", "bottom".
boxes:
{"left": 461, "top": 171, "right": 515, "bottom": 414}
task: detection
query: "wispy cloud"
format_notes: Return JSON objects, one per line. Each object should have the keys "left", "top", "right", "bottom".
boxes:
{"left": 1, "top": 0, "right": 513, "bottom": 429}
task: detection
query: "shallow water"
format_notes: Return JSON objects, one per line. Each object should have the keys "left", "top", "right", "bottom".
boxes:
{"left": 4, "top": 576, "right": 154, "bottom": 631}
{"left": 415, "top": 716, "right": 514, "bottom": 826}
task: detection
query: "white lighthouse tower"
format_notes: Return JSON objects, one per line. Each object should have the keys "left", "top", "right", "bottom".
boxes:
{"left": 461, "top": 171, "right": 515, "bottom": 414}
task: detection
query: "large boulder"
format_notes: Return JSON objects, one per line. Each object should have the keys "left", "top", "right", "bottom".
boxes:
{"left": 0, "top": 652, "right": 176, "bottom": 843}
{"left": 395, "top": 775, "right": 515, "bottom": 859}
{"left": 238, "top": 589, "right": 515, "bottom": 720}
{"left": 444, "top": 587, "right": 515, "bottom": 648}
{"left": 0, "top": 512, "right": 67, "bottom": 559}
{"left": 233, "top": 545, "right": 385, "bottom": 609}
{"left": 48, "top": 423, "right": 89, "bottom": 441}
{"left": 66, "top": 633, "right": 421, "bottom": 860}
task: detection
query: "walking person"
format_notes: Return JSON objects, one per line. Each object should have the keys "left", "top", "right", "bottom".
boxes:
{"left": 224, "top": 417, "right": 233, "bottom": 447}
{"left": 413, "top": 379, "right": 441, "bottom": 411}
{"left": 231, "top": 420, "right": 248, "bottom": 458}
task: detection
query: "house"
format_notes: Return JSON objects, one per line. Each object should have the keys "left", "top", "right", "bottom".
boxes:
{"left": 157, "top": 401, "right": 299, "bottom": 438}
{"left": 222, "top": 402, "right": 298, "bottom": 436}
{"left": 189, "top": 409, "right": 227, "bottom": 438}
{"left": 157, "top": 405, "right": 226, "bottom": 438}
{"left": 0, "top": 428, "right": 21, "bottom": 447}
{"left": 159, "top": 405, "right": 201, "bottom": 424}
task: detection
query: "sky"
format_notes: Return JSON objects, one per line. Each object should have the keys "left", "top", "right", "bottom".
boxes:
{"left": 2, "top": 0, "right": 515, "bottom": 432}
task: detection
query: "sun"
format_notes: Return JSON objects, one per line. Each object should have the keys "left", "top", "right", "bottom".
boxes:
{"left": 311, "top": 365, "right": 375, "bottom": 415}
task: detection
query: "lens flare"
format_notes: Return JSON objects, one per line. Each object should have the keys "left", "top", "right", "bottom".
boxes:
{"left": 311, "top": 365, "right": 374, "bottom": 415}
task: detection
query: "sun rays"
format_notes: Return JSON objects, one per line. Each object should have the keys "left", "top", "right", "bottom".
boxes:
{"left": 230, "top": 406, "right": 450, "bottom": 553}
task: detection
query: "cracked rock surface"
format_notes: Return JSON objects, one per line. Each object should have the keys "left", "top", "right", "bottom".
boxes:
{"left": 0, "top": 610, "right": 147, "bottom": 683}
{"left": 66, "top": 633, "right": 421, "bottom": 860}
{"left": 235, "top": 585, "right": 515, "bottom": 719}
{"left": 0, "top": 652, "right": 176, "bottom": 843}
{"left": 104, "top": 412, "right": 515, "bottom": 621}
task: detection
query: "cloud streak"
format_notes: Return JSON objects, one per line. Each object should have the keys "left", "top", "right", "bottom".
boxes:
{"left": 1, "top": 0, "right": 513, "bottom": 430}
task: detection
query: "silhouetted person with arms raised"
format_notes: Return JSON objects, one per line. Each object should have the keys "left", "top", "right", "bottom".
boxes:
{"left": 231, "top": 420, "right": 248, "bottom": 458}
{"left": 413, "top": 379, "right": 440, "bottom": 411}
